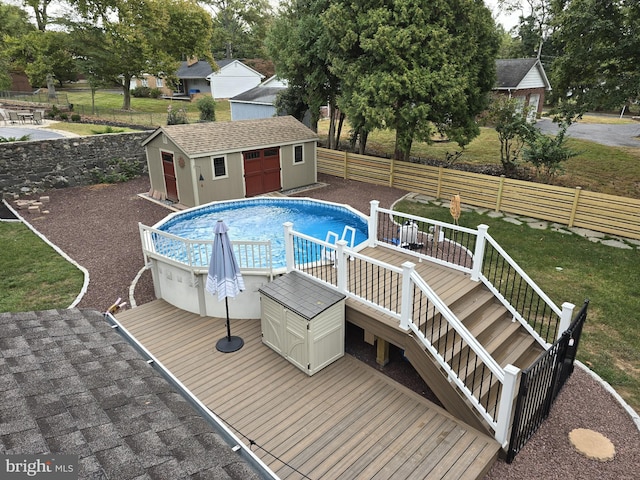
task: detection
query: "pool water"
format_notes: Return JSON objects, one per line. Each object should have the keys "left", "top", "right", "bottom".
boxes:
{"left": 156, "top": 198, "right": 369, "bottom": 268}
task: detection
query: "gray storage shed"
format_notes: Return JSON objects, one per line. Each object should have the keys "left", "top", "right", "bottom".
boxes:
{"left": 142, "top": 116, "right": 318, "bottom": 207}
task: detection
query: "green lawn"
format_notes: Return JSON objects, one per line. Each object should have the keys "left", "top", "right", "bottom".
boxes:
{"left": 0, "top": 223, "right": 85, "bottom": 312}
{"left": 394, "top": 199, "right": 640, "bottom": 413}
{"left": 59, "top": 89, "right": 231, "bottom": 125}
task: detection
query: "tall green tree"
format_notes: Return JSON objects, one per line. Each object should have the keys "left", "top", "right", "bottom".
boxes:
{"left": 22, "top": 0, "right": 54, "bottom": 31}
{"left": 323, "top": 0, "right": 500, "bottom": 161}
{"left": 71, "top": 0, "right": 214, "bottom": 110}
{"left": 267, "top": 0, "right": 343, "bottom": 145}
{"left": 0, "top": 3, "right": 36, "bottom": 89}
{"left": 6, "top": 30, "right": 79, "bottom": 86}
{"left": 551, "top": 0, "right": 640, "bottom": 112}
{"left": 207, "top": 0, "right": 272, "bottom": 59}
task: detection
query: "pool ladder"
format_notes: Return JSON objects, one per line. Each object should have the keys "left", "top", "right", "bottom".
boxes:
{"left": 322, "top": 226, "right": 356, "bottom": 263}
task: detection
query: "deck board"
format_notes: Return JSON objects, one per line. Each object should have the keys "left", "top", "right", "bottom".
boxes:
{"left": 116, "top": 297, "right": 499, "bottom": 480}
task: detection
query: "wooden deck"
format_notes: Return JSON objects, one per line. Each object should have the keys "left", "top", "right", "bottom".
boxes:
{"left": 116, "top": 299, "right": 500, "bottom": 480}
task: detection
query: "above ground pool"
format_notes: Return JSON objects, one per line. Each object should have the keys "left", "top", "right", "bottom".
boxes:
{"left": 153, "top": 197, "right": 369, "bottom": 269}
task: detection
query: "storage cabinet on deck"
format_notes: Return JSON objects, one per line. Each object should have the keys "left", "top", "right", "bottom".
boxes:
{"left": 259, "top": 271, "right": 346, "bottom": 376}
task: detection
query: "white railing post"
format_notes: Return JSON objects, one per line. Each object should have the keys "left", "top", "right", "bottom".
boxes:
{"left": 284, "top": 222, "right": 294, "bottom": 273}
{"left": 495, "top": 364, "right": 520, "bottom": 448}
{"left": 336, "top": 240, "right": 348, "bottom": 293}
{"left": 471, "top": 224, "right": 489, "bottom": 281}
{"left": 400, "top": 261, "right": 415, "bottom": 330}
{"left": 558, "top": 302, "right": 576, "bottom": 339}
{"left": 368, "top": 200, "right": 379, "bottom": 247}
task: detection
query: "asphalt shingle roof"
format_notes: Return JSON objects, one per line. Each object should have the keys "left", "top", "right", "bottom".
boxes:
{"left": 230, "top": 86, "right": 285, "bottom": 105}
{"left": 495, "top": 58, "right": 539, "bottom": 89}
{"left": 151, "top": 116, "right": 318, "bottom": 157}
{"left": 176, "top": 61, "right": 214, "bottom": 79}
{"left": 0, "top": 308, "right": 265, "bottom": 480}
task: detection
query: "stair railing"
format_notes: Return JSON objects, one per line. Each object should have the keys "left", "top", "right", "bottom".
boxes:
{"left": 284, "top": 222, "right": 520, "bottom": 446}
{"left": 369, "top": 201, "right": 574, "bottom": 347}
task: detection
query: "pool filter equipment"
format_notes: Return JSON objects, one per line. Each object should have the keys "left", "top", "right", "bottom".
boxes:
{"left": 399, "top": 220, "right": 419, "bottom": 247}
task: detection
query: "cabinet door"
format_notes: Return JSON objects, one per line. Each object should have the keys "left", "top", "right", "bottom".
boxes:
{"left": 284, "top": 310, "right": 308, "bottom": 373}
{"left": 261, "top": 299, "right": 284, "bottom": 354}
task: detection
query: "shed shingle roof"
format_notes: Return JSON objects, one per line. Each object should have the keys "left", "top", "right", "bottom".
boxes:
{"left": 147, "top": 116, "right": 318, "bottom": 157}
{"left": 0, "top": 308, "right": 265, "bottom": 479}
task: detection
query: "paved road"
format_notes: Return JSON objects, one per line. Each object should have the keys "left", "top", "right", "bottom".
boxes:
{"left": 535, "top": 118, "right": 640, "bottom": 147}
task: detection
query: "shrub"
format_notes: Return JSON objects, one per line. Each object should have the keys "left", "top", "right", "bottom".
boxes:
{"left": 91, "top": 158, "right": 142, "bottom": 183}
{"left": 71, "top": 114, "right": 81, "bottom": 122}
{"left": 90, "top": 126, "right": 126, "bottom": 134}
{"left": 196, "top": 95, "right": 216, "bottom": 122}
{"left": 46, "top": 105, "right": 60, "bottom": 119}
{"left": 149, "top": 88, "right": 162, "bottom": 99}
{"left": 58, "top": 113, "right": 68, "bottom": 121}
{"left": 167, "top": 105, "right": 189, "bottom": 125}
{"left": 131, "top": 86, "right": 151, "bottom": 98}
{"left": 523, "top": 123, "right": 578, "bottom": 179}
{"left": 0, "top": 135, "right": 31, "bottom": 143}
{"left": 485, "top": 97, "right": 536, "bottom": 174}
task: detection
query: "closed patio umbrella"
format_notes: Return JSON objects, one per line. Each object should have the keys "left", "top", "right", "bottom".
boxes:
{"left": 206, "top": 219, "right": 246, "bottom": 353}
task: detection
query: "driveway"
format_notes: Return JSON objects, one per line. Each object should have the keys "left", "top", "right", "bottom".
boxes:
{"left": 535, "top": 117, "right": 640, "bottom": 147}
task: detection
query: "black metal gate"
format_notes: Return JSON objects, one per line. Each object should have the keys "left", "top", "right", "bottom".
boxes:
{"left": 506, "top": 300, "right": 589, "bottom": 463}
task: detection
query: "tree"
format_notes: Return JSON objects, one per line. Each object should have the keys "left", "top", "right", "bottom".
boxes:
{"left": 207, "top": 0, "right": 273, "bottom": 59}
{"left": 486, "top": 96, "right": 536, "bottom": 174}
{"left": 6, "top": 30, "right": 79, "bottom": 87}
{"left": 71, "top": 0, "right": 214, "bottom": 110}
{"left": 22, "top": 0, "right": 55, "bottom": 31}
{"left": 267, "top": 0, "right": 343, "bottom": 146}
{"left": 550, "top": 0, "right": 640, "bottom": 112}
{"left": 323, "top": 0, "right": 500, "bottom": 161}
{"left": 0, "top": 3, "right": 36, "bottom": 89}
{"left": 523, "top": 121, "right": 577, "bottom": 179}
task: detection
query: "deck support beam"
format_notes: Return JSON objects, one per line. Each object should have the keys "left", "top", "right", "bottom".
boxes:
{"left": 376, "top": 337, "right": 389, "bottom": 366}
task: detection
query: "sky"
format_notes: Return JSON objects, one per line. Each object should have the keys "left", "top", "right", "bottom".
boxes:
{"left": 485, "top": 0, "right": 521, "bottom": 31}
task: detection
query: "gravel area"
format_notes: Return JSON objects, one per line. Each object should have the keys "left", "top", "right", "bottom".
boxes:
{"left": 13, "top": 172, "right": 640, "bottom": 479}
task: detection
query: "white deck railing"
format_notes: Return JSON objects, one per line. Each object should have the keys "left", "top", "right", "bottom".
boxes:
{"left": 284, "top": 222, "right": 517, "bottom": 446}
{"left": 370, "top": 201, "right": 573, "bottom": 346}
{"left": 139, "top": 223, "right": 273, "bottom": 277}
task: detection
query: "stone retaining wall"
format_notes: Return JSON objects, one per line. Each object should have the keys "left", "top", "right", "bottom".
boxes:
{"left": 0, "top": 132, "right": 153, "bottom": 197}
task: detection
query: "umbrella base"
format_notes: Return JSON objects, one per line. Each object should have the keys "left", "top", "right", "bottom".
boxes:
{"left": 216, "top": 336, "right": 244, "bottom": 353}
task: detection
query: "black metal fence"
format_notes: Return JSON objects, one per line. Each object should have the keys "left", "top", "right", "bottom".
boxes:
{"left": 506, "top": 299, "right": 589, "bottom": 463}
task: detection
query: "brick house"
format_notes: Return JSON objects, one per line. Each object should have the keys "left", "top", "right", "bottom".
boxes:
{"left": 494, "top": 58, "right": 551, "bottom": 120}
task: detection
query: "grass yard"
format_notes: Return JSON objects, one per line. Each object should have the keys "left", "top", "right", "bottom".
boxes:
{"left": 59, "top": 89, "right": 231, "bottom": 125}
{"left": 394, "top": 199, "right": 640, "bottom": 414}
{"left": 0, "top": 223, "right": 85, "bottom": 312}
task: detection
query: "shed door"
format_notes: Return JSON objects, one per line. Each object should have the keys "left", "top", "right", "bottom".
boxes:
{"left": 243, "top": 148, "right": 281, "bottom": 197}
{"left": 161, "top": 151, "right": 178, "bottom": 202}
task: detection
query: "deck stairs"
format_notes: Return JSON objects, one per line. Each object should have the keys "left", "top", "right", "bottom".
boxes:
{"left": 345, "top": 266, "right": 546, "bottom": 436}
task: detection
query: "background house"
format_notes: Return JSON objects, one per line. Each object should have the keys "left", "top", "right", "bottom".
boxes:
{"left": 229, "top": 76, "right": 287, "bottom": 121}
{"left": 174, "top": 58, "right": 214, "bottom": 98}
{"left": 142, "top": 116, "right": 319, "bottom": 207}
{"left": 129, "top": 73, "right": 172, "bottom": 96}
{"left": 206, "top": 59, "right": 265, "bottom": 99}
{"left": 494, "top": 58, "right": 551, "bottom": 120}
